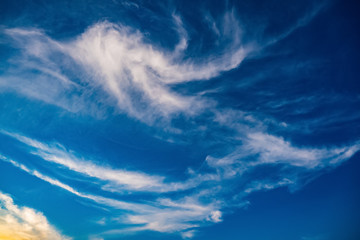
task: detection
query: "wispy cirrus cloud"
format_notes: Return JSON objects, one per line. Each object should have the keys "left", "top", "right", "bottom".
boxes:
{"left": 264, "top": 1, "right": 328, "bottom": 46}
{"left": 0, "top": 191, "right": 70, "bottom": 240}
{"left": 206, "top": 131, "right": 360, "bottom": 179}
{"left": 1, "top": 130, "right": 211, "bottom": 193}
{"left": 0, "top": 155, "right": 222, "bottom": 237}
{"left": 1, "top": 2, "right": 358, "bottom": 239}
{"left": 0, "top": 3, "right": 327, "bottom": 128}
{"left": 1, "top": 129, "right": 359, "bottom": 238}
{"left": 1, "top": 10, "right": 250, "bottom": 124}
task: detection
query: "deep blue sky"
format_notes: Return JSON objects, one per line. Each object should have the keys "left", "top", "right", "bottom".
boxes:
{"left": 0, "top": 0, "right": 359, "bottom": 239}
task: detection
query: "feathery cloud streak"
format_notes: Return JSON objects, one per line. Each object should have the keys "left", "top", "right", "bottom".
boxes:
{"left": 2, "top": 11, "right": 249, "bottom": 123}
{"left": 0, "top": 155, "right": 222, "bottom": 236}
{"left": 1, "top": 2, "right": 358, "bottom": 239}
{"left": 1, "top": 130, "right": 209, "bottom": 193}
{"left": 2, "top": 130, "right": 359, "bottom": 237}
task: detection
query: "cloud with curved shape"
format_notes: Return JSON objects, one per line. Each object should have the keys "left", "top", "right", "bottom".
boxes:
{"left": 0, "top": 192, "right": 70, "bottom": 240}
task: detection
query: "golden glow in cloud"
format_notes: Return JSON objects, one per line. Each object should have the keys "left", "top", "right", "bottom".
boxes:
{"left": 0, "top": 192, "right": 70, "bottom": 240}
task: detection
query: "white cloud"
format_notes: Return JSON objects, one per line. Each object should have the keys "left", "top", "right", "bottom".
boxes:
{"left": 3, "top": 128, "right": 360, "bottom": 237}
{"left": 207, "top": 132, "right": 360, "bottom": 174}
{"left": 265, "top": 1, "right": 328, "bottom": 46}
{"left": 125, "top": 197, "right": 220, "bottom": 233}
{"left": 181, "top": 230, "right": 196, "bottom": 239}
{"left": 244, "top": 178, "right": 294, "bottom": 194}
{"left": 1, "top": 127, "right": 359, "bottom": 238}
{"left": 1, "top": 156, "right": 157, "bottom": 213}
{"left": 1, "top": 5, "right": 326, "bottom": 126}
{"left": 172, "top": 13, "right": 189, "bottom": 56}
{"left": 0, "top": 192, "right": 70, "bottom": 240}
{"left": 207, "top": 210, "right": 222, "bottom": 223}
{"left": 244, "top": 132, "right": 360, "bottom": 168}
{"left": 3, "top": 10, "right": 250, "bottom": 124}
{"left": 2, "top": 130, "right": 209, "bottom": 193}
{"left": 0, "top": 3, "right": 356, "bottom": 239}
{"left": 1, "top": 154, "right": 221, "bottom": 236}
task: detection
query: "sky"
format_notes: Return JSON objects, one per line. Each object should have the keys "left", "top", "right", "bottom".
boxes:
{"left": 0, "top": 0, "right": 359, "bottom": 239}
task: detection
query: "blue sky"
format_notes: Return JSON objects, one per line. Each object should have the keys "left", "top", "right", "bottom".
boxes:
{"left": 0, "top": 0, "right": 359, "bottom": 239}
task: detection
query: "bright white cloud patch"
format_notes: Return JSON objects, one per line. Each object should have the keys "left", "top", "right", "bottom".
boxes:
{"left": 207, "top": 210, "right": 222, "bottom": 223}
{"left": 0, "top": 192, "right": 69, "bottom": 240}
{"left": 3, "top": 11, "right": 249, "bottom": 123}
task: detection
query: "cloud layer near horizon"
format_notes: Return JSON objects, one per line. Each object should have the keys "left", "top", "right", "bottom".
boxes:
{"left": 1, "top": 129, "right": 359, "bottom": 237}
{"left": 0, "top": 192, "right": 69, "bottom": 240}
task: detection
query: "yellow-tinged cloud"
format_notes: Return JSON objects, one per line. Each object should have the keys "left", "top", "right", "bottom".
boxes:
{"left": 0, "top": 192, "right": 70, "bottom": 240}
